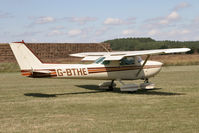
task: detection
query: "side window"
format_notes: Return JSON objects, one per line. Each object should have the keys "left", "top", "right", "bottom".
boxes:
{"left": 102, "top": 60, "right": 110, "bottom": 65}
{"left": 137, "top": 56, "right": 142, "bottom": 63}
{"left": 127, "top": 57, "right": 135, "bottom": 64}
{"left": 120, "top": 57, "right": 135, "bottom": 65}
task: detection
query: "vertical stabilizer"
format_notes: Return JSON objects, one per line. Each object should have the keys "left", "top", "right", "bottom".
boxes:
{"left": 9, "top": 41, "right": 43, "bottom": 70}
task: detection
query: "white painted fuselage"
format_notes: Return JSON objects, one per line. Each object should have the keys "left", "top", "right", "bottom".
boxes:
{"left": 21, "top": 60, "right": 162, "bottom": 80}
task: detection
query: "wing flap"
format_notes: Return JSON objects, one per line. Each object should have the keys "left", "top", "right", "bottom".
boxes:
{"left": 82, "top": 56, "right": 102, "bottom": 61}
{"left": 70, "top": 52, "right": 107, "bottom": 57}
{"left": 104, "top": 56, "right": 124, "bottom": 61}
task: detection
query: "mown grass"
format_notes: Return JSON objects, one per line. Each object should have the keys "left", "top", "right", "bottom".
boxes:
{"left": 0, "top": 65, "right": 199, "bottom": 133}
{"left": 0, "top": 62, "right": 20, "bottom": 73}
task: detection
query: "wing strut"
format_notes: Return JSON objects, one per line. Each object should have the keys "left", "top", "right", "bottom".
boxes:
{"left": 100, "top": 43, "right": 110, "bottom": 53}
{"left": 136, "top": 55, "right": 151, "bottom": 77}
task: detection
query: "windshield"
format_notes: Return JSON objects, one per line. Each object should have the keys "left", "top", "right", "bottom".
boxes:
{"left": 94, "top": 57, "right": 105, "bottom": 64}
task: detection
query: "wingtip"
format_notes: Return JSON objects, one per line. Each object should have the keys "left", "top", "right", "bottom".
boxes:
{"left": 181, "top": 48, "right": 191, "bottom": 52}
{"left": 187, "top": 48, "right": 191, "bottom": 51}
{"left": 165, "top": 48, "right": 191, "bottom": 53}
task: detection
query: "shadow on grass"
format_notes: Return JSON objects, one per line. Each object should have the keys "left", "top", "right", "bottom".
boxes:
{"left": 24, "top": 93, "right": 57, "bottom": 98}
{"left": 24, "top": 90, "right": 106, "bottom": 98}
{"left": 24, "top": 85, "right": 184, "bottom": 98}
{"left": 77, "top": 85, "right": 185, "bottom": 96}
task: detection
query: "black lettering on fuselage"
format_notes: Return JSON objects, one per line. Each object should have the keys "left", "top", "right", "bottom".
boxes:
{"left": 56, "top": 68, "right": 88, "bottom": 77}
{"left": 57, "top": 69, "right": 63, "bottom": 76}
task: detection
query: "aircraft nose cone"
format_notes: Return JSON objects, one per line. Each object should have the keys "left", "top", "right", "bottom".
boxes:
{"left": 155, "top": 61, "right": 163, "bottom": 74}
{"left": 143, "top": 60, "right": 163, "bottom": 78}
{"left": 154, "top": 61, "right": 163, "bottom": 68}
{"left": 155, "top": 61, "right": 163, "bottom": 66}
{"left": 146, "top": 61, "right": 163, "bottom": 78}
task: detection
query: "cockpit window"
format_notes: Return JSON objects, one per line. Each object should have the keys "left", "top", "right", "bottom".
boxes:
{"left": 120, "top": 57, "right": 135, "bottom": 65}
{"left": 137, "top": 56, "right": 142, "bottom": 63}
{"left": 102, "top": 60, "right": 110, "bottom": 65}
{"left": 95, "top": 57, "right": 105, "bottom": 64}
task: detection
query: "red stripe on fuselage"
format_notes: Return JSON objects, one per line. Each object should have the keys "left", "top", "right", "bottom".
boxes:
{"left": 87, "top": 65, "right": 161, "bottom": 74}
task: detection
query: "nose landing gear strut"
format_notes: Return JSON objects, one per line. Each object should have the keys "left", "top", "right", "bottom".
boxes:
{"left": 140, "top": 78, "right": 155, "bottom": 90}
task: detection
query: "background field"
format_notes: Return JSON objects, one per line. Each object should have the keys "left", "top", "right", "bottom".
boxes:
{"left": 0, "top": 65, "right": 199, "bottom": 133}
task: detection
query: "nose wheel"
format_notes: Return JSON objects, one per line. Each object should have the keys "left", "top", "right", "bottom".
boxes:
{"left": 144, "top": 78, "right": 149, "bottom": 83}
{"left": 140, "top": 78, "right": 155, "bottom": 90}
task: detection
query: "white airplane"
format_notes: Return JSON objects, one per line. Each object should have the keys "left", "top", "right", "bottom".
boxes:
{"left": 9, "top": 41, "right": 190, "bottom": 92}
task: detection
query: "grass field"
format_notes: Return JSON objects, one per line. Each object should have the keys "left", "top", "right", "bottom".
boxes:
{"left": 0, "top": 65, "right": 199, "bottom": 133}
{"left": 151, "top": 54, "right": 199, "bottom": 66}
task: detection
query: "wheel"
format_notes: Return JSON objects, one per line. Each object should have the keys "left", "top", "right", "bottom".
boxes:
{"left": 144, "top": 78, "right": 149, "bottom": 83}
{"left": 107, "top": 86, "right": 113, "bottom": 91}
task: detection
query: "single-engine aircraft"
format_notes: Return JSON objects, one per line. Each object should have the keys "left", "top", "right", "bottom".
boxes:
{"left": 9, "top": 41, "right": 190, "bottom": 92}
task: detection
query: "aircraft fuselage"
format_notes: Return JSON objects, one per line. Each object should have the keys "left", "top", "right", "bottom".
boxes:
{"left": 21, "top": 60, "right": 162, "bottom": 80}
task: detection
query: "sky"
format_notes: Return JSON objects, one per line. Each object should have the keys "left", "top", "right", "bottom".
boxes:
{"left": 0, "top": 0, "right": 199, "bottom": 43}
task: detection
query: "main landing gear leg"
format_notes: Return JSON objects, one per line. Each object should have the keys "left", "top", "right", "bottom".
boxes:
{"left": 107, "top": 80, "right": 115, "bottom": 91}
{"left": 98, "top": 80, "right": 116, "bottom": 91}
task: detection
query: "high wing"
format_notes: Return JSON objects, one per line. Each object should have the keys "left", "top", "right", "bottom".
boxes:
{"left": 70, "top": 48, "right": 191, "bottom": 61}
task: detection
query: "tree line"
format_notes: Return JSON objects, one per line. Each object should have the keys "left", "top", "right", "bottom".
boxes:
{"left": 104, "top": 38, "right": 199, "bottom": 54}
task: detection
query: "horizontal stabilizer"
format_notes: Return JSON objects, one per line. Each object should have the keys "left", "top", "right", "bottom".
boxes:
{"left": 21, "top": 69, "right": 57, "bottom": 77}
